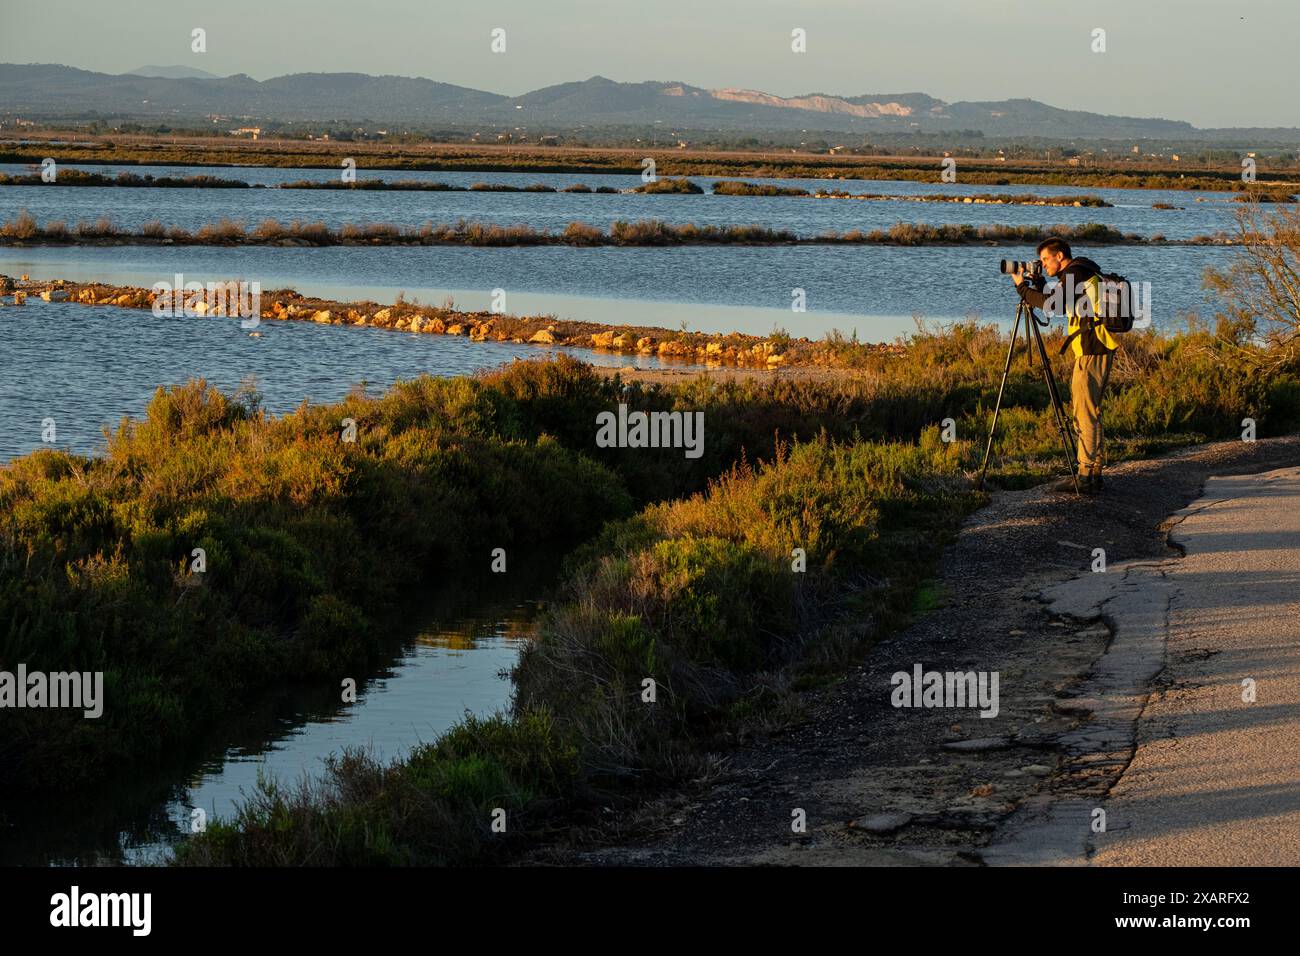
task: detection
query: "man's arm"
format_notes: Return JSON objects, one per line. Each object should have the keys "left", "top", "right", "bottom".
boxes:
{"left": 1011, "top": 269, "right": 1049, "bottom": 309}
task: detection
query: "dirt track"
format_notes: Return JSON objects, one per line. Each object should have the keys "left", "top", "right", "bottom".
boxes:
{"left": 545, "top": 433, "right": 1300, "bottom": 866}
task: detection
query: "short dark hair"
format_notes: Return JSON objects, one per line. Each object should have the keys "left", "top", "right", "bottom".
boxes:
{"left": 1037, "top": 236, "right": 1072, "bottom": 259}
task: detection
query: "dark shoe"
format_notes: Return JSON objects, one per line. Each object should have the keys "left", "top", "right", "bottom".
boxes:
{"left": 1079, "top": 474, "right": 1104, "bottom": 496}
{"left": 1050, "top": 474, "right": 1100, "bottom": 495}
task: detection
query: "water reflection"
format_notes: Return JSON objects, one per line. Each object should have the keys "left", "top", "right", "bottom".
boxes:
{"left": 0, "top": 161, "right": 1250, "bottom": 241}
{"left": 0, "top": 586, "right": 544, "bottom": 866}
{"left": 0, "top": 240, "right": 1235, "bottom": 374}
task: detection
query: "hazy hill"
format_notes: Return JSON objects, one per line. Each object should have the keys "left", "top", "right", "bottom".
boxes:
{"left": 1, "top": 64, "right": 1295, "bottom": 142}
{"left": 127, "top": 64, "right": 222, "bottom": 80}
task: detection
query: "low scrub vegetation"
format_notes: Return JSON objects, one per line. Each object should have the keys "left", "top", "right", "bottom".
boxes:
{"left": 0, "top": 211, "right": 1203, "bottom": 247}
{"left": 814, "top": 221, "right": 1139, "bottom": 245}
{"left": 713, "top": 180, "right": 810, "bottom": 197}
{"left": 0, "top": 170, "right": 253, "bottom": 188}
{"left": 0, "top": 370, "right": 635, "bottom": 791}
{"left": 174, "top": 308, "right": 1300, "bottom": 864}
{"left": 3, "top": 140, "right": 1291, "bottom": 192}
{"left": 633, "top": 177, "right": 704, "bottom": 194}
{"left": 179, "top": 434, "right": 975, "bottom": 865}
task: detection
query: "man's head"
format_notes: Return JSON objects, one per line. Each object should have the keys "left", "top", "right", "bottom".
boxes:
{"left": 1036, "top": 237, "right": 1072, "bottom": 277}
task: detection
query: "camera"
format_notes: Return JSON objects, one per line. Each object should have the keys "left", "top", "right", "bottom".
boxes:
{"left": 999, "top": 258, "right": 1043, "bottom": 277}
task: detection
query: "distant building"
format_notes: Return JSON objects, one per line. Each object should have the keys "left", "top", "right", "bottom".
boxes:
{"left": 229, "top": 127, "right": 261, "bottom": 139}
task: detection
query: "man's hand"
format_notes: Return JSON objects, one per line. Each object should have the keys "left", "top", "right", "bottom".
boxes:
{"left": 1010, "top": 267, "right": 1025, "bottom": 287}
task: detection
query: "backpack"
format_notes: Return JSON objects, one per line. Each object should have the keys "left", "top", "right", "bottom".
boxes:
{"left": 1094, "top": 272, "right": 1137, "bottom": 335}
{"left": 1058, "top": 270, "right": 1136, "bottom": 354}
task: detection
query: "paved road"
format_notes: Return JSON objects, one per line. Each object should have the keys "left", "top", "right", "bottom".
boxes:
{"left": 1090, "top": 466, "right": 1300, "bottom": 865}
{"left": 561, "top": 437, "right": 1300, "bottom": 867}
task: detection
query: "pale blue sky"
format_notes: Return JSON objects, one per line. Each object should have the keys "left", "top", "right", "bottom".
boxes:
{"left": 2, "top": 0, "right": 1291, "bottom": 128}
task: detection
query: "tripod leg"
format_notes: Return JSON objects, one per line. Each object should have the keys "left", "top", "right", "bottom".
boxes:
{"left": 1028, "top": 316, "right": 1082, "bottom": 494}
{"left": 977, "top": 305, "right": 1022, "bottom": 491}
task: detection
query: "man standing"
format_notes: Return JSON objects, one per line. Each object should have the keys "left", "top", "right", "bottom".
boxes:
{"left": 1010, "top": 237, "right": 1119, "bottom": 495}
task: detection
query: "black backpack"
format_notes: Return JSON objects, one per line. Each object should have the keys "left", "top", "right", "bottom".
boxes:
{"left": 1094, "top": 272, "right": 1137, "bottom": 334}
{"left": 1059, "top": 270, "right": 1136, "bottom": 354}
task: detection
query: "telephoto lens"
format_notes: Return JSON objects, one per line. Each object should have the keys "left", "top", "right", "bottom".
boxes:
{"left": 999, "top": 258, "right": 1040, "bottom": 274}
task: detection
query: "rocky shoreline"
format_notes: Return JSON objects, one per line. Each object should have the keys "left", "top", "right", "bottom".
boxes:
{"left": 0, "top": 275, "right": 905, "bottom": 368}
{"left": 810, "top": 190, "right": 1109, "bottom": 206}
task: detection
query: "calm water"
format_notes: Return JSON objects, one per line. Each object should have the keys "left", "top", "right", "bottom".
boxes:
{"left": 0, "top": 241, "right": 1239, "bottom": 346}
{"left": 1, "top": 162, "right": 1251, "bottom": 347}
{"left": 0, "top": 161, "right": 1253, "bottom": 240}
{"left": 0, "top": 299, "right": 683, "bottom": 462}
{"left": 0, "top": 588, "right": 542, "bottom": 866}
{"left": 1, "top": 161, "right": 1251, "bottom": 343}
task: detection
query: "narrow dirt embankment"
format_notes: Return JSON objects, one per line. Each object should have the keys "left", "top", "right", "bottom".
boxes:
{"left": 2, "top": 275, "right": 900, "bottom": 369}
{"left": 537, "top": 434, "right": 1300, "bottom": 866}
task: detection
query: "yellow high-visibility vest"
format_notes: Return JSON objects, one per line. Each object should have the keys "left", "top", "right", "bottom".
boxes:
{"left": 1067, "top": 273, "right": 1120, "bottom": 358}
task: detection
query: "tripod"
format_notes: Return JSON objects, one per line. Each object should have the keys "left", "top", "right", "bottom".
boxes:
{"left": 977, "top": 298, "right": 1081, "bottom": 493}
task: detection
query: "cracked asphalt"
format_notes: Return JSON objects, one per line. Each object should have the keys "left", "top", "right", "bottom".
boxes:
{"left": 1088, "top": 466, "right": 1300, "bottom": 865}
{"left": 549, "top": 434, "right": 1300, "bottom": 866}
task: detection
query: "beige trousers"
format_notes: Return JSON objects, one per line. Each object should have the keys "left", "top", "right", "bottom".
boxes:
{"left": 1072, "top": 352, "right": 1114, "bottom": 476}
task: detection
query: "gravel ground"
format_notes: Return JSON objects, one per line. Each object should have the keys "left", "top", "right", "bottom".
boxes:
{"left": 535, "top": 433, "right": 1300, "bottom": 866}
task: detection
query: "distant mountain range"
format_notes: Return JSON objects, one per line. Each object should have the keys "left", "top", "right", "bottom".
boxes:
{"left": 127, "top": 64, "right": 222, "bottom": 80}
{"left": 2, "top": 63, "right": 1296, "bottom": 142}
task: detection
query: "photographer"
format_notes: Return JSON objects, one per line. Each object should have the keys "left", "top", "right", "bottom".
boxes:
{"left": 1010, "top": 237, "right": 1119, "bottom": 495}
